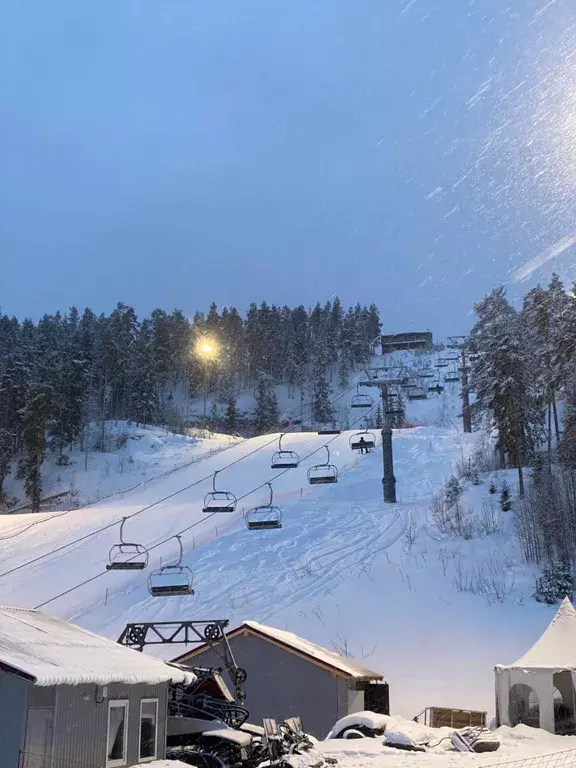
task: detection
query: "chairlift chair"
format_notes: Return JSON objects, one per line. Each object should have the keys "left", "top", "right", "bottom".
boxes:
{"left": 202, "top": 470, "right": 237, "bottom": 513}
{"left": 245, "top": 483, "right": 282, "bottom": 531}
{"left": 445, "top": 371, "right": 460, "bottom": 383}
{"left": 435, "top": 359, "right": 449, "bottom": 368}
{"left": 447, "top": 335, "right": 467, "bottom": 349}
{"left": 271, "top": 434, "right": 300, "bottom": 469}
{"left": 428, "top": 384, "right": 444, "bottom": 394}
{"left": 308, "top": 446, "right": 339, "bottom": 485}
{"left": 350, "top": 430, "right": 376, "bottom": 451}
{"left": 106, "top": 517, "right": 149, "bottom": 571}
{"left": 408, "top": 387, "right": 428, "bottom": 401}
{"left": 317, "top": 421, "right": 341, "bottom": 435}
{"left": 401, "top": 378, "right": 418, "bottom": 390}
{"left": 148, "top": 536, "right": 194, "bottom": 597}
{"left": 420, "top": 370, "right": 435, "bottom": 379}
{"left": 351, "top": 385, "right": 373, "bottom": 409}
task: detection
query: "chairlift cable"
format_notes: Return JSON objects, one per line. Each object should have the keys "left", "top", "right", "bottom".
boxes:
{"left": 14, "top": 381, "right": 370, "bottom": 582}
{"left": 35, "top": 403, "right": 378, "bottom": 610}
{"left": 1, "top": 380, "right": 363, "bottom": 546}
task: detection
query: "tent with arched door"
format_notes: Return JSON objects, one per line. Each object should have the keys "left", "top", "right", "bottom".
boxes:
{"left": 495, "top": 597, "right": 576, "bottom": 734}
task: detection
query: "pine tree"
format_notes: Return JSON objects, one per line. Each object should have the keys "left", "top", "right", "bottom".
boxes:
{"left": 338, "top": 358, "right": 350, "bottom": 390}
{"left": 225, "top": 395, "right": 238, "bottom": 433}
{"left": 130, "top": 319, "right": 159, "bottom": 426}
{"left": 19, "top": 382, "right": 52, "bottom": 512}
{"left": 254, "top": 376, "right": 279, "bottom": 434}
{"left": 470, "top": 287, "right": 543, "bottom": 496}
{"left": 375, "top": 404, "right": 383, "bottom": 429}
{"left": 312, "top": 368, "right": 334, "bottom": 424}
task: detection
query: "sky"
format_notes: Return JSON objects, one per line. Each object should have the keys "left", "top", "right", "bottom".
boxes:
{"left": 2, "top": 0, "right": 576, "bottom": 337}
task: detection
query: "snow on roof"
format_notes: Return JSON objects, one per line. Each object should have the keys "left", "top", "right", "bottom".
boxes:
{"left": 0, "top": 605, "right": 196, "bottom": 687}
{"left": 243, "top": 621, "right": 383, "bottom": 680}
{"left": 498, "top": 597, "right": 576, "bottom": 671}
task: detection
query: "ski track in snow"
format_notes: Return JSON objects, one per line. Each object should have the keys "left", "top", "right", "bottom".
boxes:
{"left": 68, "top": 427, "right": 468, "bottom": 639}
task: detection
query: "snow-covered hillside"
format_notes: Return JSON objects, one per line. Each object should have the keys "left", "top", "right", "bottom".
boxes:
{"left": 0, "top": 348, "right": 557, "bottom": 722}
{"left": 3, "top": 422, "right": 241, "bottom": 511}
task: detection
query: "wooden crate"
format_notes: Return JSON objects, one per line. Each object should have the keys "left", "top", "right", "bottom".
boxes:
{"left": 426, "top": 707, "right": 486, "bottom": 729}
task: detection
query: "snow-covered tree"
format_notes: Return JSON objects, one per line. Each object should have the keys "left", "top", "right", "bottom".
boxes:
{"left": 470, "top": 287, "right": 543, "bottom": 496}
{"left": 312, "top": 368, "right": 334, "bottom": 424}
{"left": 254, "top": 376, "right": 279, "bottom": 434}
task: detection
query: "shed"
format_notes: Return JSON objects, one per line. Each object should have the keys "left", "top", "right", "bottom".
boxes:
{"left": 0, "top": 605, "right": 194, "bottom": 768}
{"left": 173, "top": 620, "right": 388, "bottom": 738}
{"left": 495, "top": 597, "right": 576, "bottom": 735}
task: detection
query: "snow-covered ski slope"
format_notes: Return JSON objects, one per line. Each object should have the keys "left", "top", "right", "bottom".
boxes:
{"left": 0, "top": 349, "right": 555, "bottom": 720}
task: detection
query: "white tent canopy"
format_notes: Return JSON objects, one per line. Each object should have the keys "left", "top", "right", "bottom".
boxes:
{"left": 495, "top": 597, "right": 576, "bottom": 733}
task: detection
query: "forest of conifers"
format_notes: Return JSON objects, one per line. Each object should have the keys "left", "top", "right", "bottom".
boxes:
{"left": 0, "top": 299, "right": 381, "bottom": 510}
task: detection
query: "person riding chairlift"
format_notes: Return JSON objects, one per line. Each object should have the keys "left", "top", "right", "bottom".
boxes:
{"left": 358, "top": 436, "right": 369, "bottom": 455}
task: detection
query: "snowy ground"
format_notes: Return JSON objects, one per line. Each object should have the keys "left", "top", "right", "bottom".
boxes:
{"left": 322, "top": 725, "right": 576, "bottom": 768}
{"left": 141, "top": 723, "right": 576, "bottom": 768}
{"left": 4, "top": 422, "right": 241, "bottom": 510}
{"left": 0, "top": 348, "right": 560, "bottom": 723}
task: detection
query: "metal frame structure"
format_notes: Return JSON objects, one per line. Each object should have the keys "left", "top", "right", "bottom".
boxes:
{"left": 270, "top": 434, "right": 300, "bottom": 469}
{"left": 117, "top": 618, "right": 248, "bottom": 702}
{"left": 447, "top": 335, "right": 473, "bottom": 433}
{"left": 245, "top": 483, "right": 282, "bottom": 530}
{"left": 307, "top": 446, "right": 339, "bottom": 485}
{"left": 106, "top": 517, "right": 149, "bottom": 571}
{"left": 203, "top": 470, "right": 237, "bottom": 513}
{"left": 351, "top": 384, "right": 374, "bottom": 409}
{"left": 148, "top": 535, "right": 194, "bottom": 597}
{"left": 359, "top": 370, "right": 407, "bottom": 503}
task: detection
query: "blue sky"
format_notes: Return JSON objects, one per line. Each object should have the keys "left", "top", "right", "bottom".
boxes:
{"left": 1, "top": 0, "right": 575, "bottom": 336}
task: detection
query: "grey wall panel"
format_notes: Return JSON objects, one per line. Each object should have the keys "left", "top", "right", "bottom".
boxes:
{"left": 0, "top": 673, "right": 29, "bottom": 768}
{"left": 185, "top": 633, "right": 347, "bottom": 738}
{"left": 52, "top": 682, "right": 168, "bottom": 767}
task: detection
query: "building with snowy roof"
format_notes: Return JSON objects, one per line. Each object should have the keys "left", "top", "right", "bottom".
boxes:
{"left": 495, "top": 597, "right": 576, "bottom": 735}
{"left": 173, "top": 620, "right": 388, "bottom": 738}
{"left": 0, "top": 605, "right": 194, "bottom": 768}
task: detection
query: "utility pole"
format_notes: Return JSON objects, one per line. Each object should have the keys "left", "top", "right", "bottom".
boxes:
{"left": 360, "top": 369, "right": 405, "bottom": 503}
{"left": 447, "top": 336, "right": 472, "bottom": 434}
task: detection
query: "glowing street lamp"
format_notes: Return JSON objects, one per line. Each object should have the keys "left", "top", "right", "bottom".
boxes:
{"left": 195, "top": 338, "right": 219, "bottom": 360}
{"left": 194, "top": 337, "right": 219, "bottom": 416}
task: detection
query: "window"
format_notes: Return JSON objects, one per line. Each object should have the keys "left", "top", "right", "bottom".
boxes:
{"left": 107, "top": 701, "right": 129, "bottom": 767}
{"left": 139, "top": 699, "right": 158, "bottom": 761}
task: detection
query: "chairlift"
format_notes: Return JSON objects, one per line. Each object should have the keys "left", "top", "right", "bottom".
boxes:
{"left": 408, "top": 387, "right": 428, "bottom": 401}
{"left": 106, "top": 517, "right": 149, "bottom": 571}
{"left": 447, "top": 335, "right": 467, "bottom": 350}
{"left": 401, "top": 378, "right": 418, "bottom": 390}
{"left": 148, "top": 536, "right": 194, "bottom": 597}
{"left": 350, "top": 430, "right": 376, "bottom": 451}
{"left": 428, "top": 384, "right": 444, "bottom": 394}
{"left": 308, "top": 446, "right": 339, "bottom": 485}
{"left": 435, "top": 359, "right": 449, "bottom": 368}
{"left": 351, "top": 385, "right": 373, "bottom": 409}
{"left": 317, "top": 421, "right": 341, "bottom": 435}
{"left": 202, "top": 470, "right": 237, "bottom": 513}
{"left": 245, "top": 483, "right": 282, "bottom": 531}
{"left": 271, "top": 434, "right": 300, "bottom": 470}
{"left": 445, "top": 372, "right": 460, "bottom": 383}
{"left": 420, "top": 370, "right": 435, "bottom": 379}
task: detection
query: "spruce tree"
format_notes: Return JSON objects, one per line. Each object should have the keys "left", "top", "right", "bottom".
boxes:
{"left": 312, "top": 369, "right": 334, "bottom": 424}
{"left": 19, "top": 382, "right": 52, "bottom": 512}
{"left": 470, "top": 287, "right": 543, "bottom": 496}
{"left": 254, "top": 376, "right": 279, "bottom": 434}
